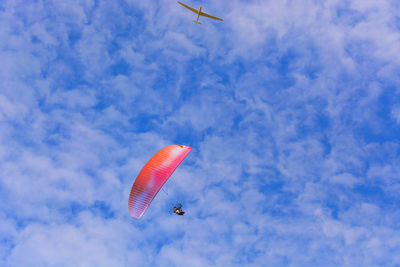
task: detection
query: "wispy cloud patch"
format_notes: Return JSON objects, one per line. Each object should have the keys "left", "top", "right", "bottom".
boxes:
{"left": 1, "top": 0, "right": 400, "bottom": 266}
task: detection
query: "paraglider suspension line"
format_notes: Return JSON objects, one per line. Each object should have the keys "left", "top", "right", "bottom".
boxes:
{"left": 161, "top": 187, "right": 168, "bottom": 195}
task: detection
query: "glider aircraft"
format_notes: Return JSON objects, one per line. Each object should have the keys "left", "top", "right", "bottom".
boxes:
{"left": 178, "top": 1, "right": 223, "bottom": 24}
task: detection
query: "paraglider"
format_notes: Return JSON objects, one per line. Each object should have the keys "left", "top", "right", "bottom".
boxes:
{"left": 173, "top": 203, "right": 185, "bottom": 216}
{"left": 128, "top": 145, "right": 192, "bottom": 219}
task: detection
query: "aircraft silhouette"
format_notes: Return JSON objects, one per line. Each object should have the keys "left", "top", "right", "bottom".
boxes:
{"left": 178, "top": 1, "right": 223, "bottom": 24}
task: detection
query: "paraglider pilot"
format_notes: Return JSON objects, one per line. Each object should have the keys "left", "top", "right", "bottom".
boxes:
{"left": 173, "top": 203, "right": 185, "bottom": 215}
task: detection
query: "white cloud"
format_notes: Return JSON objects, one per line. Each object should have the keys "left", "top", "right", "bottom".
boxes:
{"left": 1, "top": 0, "right": 400, "bottom": 266}
{"left": 329, "top": 172, "right": 359, "bottom": 187}
{"left": 392, "top": 106, "right": 400, "bottom": 124}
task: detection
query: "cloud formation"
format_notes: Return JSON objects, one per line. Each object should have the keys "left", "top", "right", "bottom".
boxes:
{"left": 1, "top": 0, "right": 400, "bottom": 266}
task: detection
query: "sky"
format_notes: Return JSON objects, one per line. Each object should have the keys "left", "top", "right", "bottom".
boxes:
{"left": 1, "top": 0, "right": 400, "bottom": 266}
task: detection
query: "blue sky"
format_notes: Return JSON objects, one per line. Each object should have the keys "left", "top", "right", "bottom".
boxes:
{"left": 1, "top": 0, "right": 400, "bottom": 266}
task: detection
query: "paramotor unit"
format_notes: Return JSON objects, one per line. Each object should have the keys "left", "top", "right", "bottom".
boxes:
{"left": 173, "top": 203, "right": 185, "bottom": 216}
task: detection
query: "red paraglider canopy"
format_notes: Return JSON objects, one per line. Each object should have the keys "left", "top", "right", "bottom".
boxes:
{"left": 128, "top": 145, "right": 192, "bottom": 219}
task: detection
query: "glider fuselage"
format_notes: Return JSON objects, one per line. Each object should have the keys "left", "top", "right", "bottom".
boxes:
{"left": 194, "top": 6, "right": 202, "bottom": 24}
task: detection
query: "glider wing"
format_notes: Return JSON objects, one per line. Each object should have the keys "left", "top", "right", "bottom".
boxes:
{"left": 177, "top": 1, "right": 199, "bottom": 14}
{"left": 200, "top": 11, "right": 223, "bottom": 21}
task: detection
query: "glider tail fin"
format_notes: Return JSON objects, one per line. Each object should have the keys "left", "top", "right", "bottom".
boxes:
{"left": 193, "top": 20, "right": 202, "bottom": 24}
